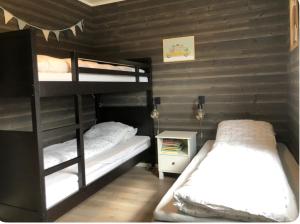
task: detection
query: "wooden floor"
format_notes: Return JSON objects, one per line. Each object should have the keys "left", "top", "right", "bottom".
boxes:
{"left": 57, "top": 167, "right": 175, "bottom": 222}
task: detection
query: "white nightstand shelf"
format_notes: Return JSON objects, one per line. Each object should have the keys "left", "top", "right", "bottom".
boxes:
{"left": 156, "top": 131, "right": 197, "bottom": 179}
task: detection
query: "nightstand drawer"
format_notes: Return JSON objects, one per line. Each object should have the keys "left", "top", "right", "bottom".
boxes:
{"left": 158, "top": 155, "right": 189, "bottom": 173}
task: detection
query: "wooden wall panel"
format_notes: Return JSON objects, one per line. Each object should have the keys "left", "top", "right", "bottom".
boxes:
{"left": 0, "top": 0, "right": 96, "bottom": 55}
{"left": 0, "top": 0, "right": 96, "bottom": 144}
{"left": 288, "top": 47, "right": 299, "bottom": 160}
{"left": 95, "top": 0, "right": 290, "bottom": 146}
{"left": 0, "top": 0, "right": 296, "bottom": 156}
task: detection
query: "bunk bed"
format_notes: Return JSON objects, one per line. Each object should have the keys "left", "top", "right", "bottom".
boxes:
{"left": 0, "top": 30, "right": 155, "bottom": 222}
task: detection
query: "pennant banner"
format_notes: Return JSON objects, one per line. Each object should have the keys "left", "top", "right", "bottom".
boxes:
{"left": 53, "top": 31, "right": 60, "bottom": 41}
{"left": 0, "top": 6, "right": 84, "bottom": 42}
{"left": 17, "top": 19, "right": 27, "bottom": 30}
{"left": 4, "top": 10, "right": 13, "bottom": 24}
{"left": 42, "top": 30, "right": 50, "bottom": 41}
{"left": 70, "top": 25, "right": 76, "bottom": 36}
{"left": 76, "top": 20, "right": 83, "bottom": 32}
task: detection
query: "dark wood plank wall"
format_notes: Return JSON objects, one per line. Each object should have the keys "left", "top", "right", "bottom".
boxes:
{"left": 94, "top": 0, "right": 290, "bottom": 146}
{"left": 0, "top": 0, "right": 96, "bottom": 55}
{"left": 0, "top": 0, "right": 97, "bottom": 144}
{"left": 0, "top": 0, "right": 296, "bottom": 155}
{"left": 288, "top": 46, "right": 299, "bottom": 160}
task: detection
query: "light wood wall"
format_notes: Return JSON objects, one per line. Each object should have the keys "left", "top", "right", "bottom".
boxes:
{"left": 94, "top": 0, "right": 290, "bottom": 146}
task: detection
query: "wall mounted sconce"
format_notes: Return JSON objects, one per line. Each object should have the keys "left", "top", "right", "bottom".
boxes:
{"left": 151, "top": 97, "right": 161, "bottom": 134}
{"left": 195, "top": 96, "right": 205, "bottom": 142}
{"left": 196, "top": 96, "right": 205, "bottom": 121}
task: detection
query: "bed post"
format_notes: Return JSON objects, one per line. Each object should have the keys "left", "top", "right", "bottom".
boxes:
{"left": 95, "top": 94, "right": 101, "bottom": 124}
{"left": 146, "top": 58, "right": 156, "bottom": 165}
{"left": 71, "top": 52, "right": 86, "bottom": 188}
{"left": 30, "top": 30, "right": 48, "bottom": 220}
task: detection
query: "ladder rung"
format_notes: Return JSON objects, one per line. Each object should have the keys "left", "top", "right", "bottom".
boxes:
{"left": 42, "top": 124, "right": 80, "bottom": 133}
{"left": 44, "top": 157, "right": 80, "bottom": 176}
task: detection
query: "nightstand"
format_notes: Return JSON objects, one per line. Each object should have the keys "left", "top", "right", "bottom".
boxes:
{"left": 156, "top": 131, "right": 197, "bottom": 179}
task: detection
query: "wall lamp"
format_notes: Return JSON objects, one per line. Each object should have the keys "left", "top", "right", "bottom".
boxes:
{"left": 196, "top": 96, "right": 205, "bottom": 121}
{"left": 151, "top": 97, "right": 161, "bottom": 134}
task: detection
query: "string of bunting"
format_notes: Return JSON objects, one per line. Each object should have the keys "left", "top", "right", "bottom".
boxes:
{"left": 0, "top": 6, "right": 84, "bottom": 41}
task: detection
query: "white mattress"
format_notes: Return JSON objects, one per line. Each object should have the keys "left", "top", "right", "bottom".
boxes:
{"left": 37, "top": 55, "right": 146, "bottom": 74}
{"left": 45, "top": 135, "right": 150, "bottom": 209}
{"left": 153, "top": 140, "right": 299, "bottom": 222}
{"left": 38, "top": 72, "right": 148, "bottom": 82}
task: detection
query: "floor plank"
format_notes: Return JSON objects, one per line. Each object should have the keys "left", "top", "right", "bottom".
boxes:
{"left": 57, "top": 167, "right": 175, "bottom": 222}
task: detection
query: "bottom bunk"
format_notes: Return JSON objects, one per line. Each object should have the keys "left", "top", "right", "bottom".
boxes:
{"left": 0, "top": 115, "right": 154, "bottom": 221}
{"left": 46, "top": 135, "right": 150, "bottom": 208}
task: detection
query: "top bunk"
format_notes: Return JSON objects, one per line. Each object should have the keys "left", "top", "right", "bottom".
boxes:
{"left": 0, "top": 29, "right": 152, "bottom": 98}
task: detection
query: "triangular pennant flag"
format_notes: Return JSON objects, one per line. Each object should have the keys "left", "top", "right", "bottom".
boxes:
{"left": 4, "top": 10, "right": 14, "bottom": 24}
{"left": 53, "top": 30, "right": 60, "bottom": 41}
{"left": 42, "top": 30, "right": 50, "bottom": 41}
{"left": 70, "top": 26, "right": 76, "bottom": 36}
{"left": 17, "top": 19, "right": 27, "bottom": 30}
{"left": 76, "top": 20, "right": 83, "bottom": 32}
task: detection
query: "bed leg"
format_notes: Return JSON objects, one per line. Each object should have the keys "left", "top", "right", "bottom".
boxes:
{"left": 159, "top": 171, "right": 164, "bottom": 179}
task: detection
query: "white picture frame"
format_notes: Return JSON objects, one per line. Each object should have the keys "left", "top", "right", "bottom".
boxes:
{"left": 163, "top": 36, "right": 195, "bottom": 62}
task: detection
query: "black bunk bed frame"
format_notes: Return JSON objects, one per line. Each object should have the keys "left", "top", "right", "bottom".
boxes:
{"left": 0, "top": 30, "right": 155, "bottom": 222}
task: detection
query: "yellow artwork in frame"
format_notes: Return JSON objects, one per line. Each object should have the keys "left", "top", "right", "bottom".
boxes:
{"left": 163, "top": 36, "right": 195, "bottom": 62}
{"left": 290, "top": 0, "right": 299, "bottom": 51}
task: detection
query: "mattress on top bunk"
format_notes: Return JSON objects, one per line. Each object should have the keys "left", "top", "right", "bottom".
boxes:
{"left": 45, "top": 135, "right": 150, "bottom": 209}
{"left": 38, "top": 72, "right": 149, "bottom": 82}
{"left": 154, "top": 140, "right": 299, "bottom": 222}
{"left": 37, "top": 55, "right": 146, "bottom": 74}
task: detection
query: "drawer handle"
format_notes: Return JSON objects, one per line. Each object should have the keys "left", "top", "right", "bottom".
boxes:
{"left": 172, "top": 162, "right": 175, "bottom": 165}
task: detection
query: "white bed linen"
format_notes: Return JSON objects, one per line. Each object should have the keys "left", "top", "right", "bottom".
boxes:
{"left": 174, "top": 120, "right": 298, "bottom": 222}
{"left": 38, "top": 72, "right": 148, "bottom": 82}
{"left": 154, "top": 141, "right": 299, "bottom": 222}
{"left": 45, "top": 136, "right": 150, "bottom": 209}
{"left": 44, "top": 135, "right": 115, "bottom": 169}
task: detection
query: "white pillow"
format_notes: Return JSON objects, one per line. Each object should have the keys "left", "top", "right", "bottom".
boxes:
{"left": 84, "top": 122, "right": 137, "bottom": 143}
{"left": 215, "top": 120, "right": 276, "bottom": 149}
{"left": 37, "top": 55, "right": 70, "bottom": 73}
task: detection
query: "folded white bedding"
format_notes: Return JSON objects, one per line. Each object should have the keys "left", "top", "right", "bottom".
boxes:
{"left": 174, "top": 120, "right": 298, "bottom": 222}
{"left": 44, "top": 122, "right": 137, "bottom": 169}
{"left": 37, "top": 55, "right": 70, "bottom": 73}
{"left": 44, "top": 137, "right": 114, "bottom": 169}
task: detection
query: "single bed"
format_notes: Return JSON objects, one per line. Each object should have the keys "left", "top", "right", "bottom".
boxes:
{"left": 154, "top": 140, "right": 299, "bottom": 222}
{"left": 154, "top": 119, "right": 299, "bottom": 222}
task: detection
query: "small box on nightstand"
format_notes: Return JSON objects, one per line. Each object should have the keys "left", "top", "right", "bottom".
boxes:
{"left": 155, "top": 131, "right": 197, "bottom": 179}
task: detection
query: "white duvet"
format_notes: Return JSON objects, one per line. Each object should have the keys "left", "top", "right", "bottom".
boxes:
{"left": 174, "top": 120, "right": 298, "bottom": 222}
{"left": 43, "top": 122, "right": 137, "bottom": 169}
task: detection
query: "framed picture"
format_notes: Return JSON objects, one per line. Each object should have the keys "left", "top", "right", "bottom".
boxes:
{"left": 163, "top": 36, "right": 195, "bottom": 62}
{"left": 290, "top": 0, "right": 299, "bottom": 51}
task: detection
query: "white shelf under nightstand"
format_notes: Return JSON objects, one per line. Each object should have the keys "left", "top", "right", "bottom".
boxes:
{"left": 156, "top": 131, "right": 197, "bottom": 179}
